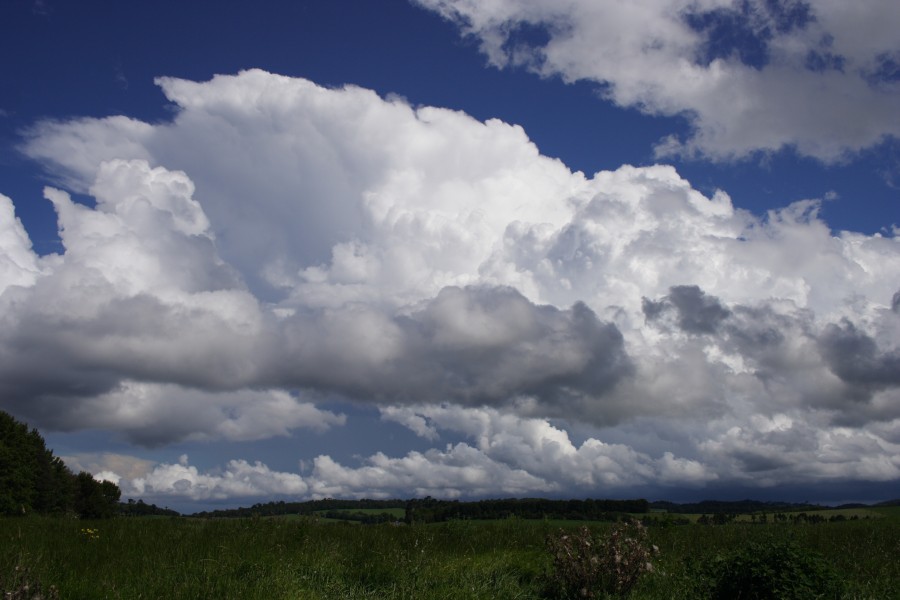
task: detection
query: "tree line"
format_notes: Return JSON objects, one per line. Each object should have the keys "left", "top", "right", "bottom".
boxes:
{"left": 404, "top": 496, "right": 649, "bottom": 523}
{"left": 648, "top": 499, "right": 825, "bottom": 514}
{"left": 0, "top": 410, "right": 121, "bottom": 518}
{"left": 192, "top": 496, "right": 650, "bottom": 522}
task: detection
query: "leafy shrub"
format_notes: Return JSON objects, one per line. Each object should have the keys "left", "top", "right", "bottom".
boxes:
{"left": 694, "top": 538, "right": 845, "bottom": 599}
{"left": 544, "top": 520, "right": 657, "bottom": 599}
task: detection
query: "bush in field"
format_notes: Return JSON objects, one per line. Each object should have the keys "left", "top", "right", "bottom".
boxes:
{"left": 694, "top": 539, "right": 844, "bottom": 600}
{"left": 544, "top": 520, "right": 657, "bottom": 599}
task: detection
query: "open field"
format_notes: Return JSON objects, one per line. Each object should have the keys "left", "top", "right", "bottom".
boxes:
{"left": 312, "top": 507, "right": 407, "bottom": 523}
{"left": 315, "top": 508, "right": 406, "bottom": 518}
{"left": 2, "top": 512, "right": 899, "bottom": 599}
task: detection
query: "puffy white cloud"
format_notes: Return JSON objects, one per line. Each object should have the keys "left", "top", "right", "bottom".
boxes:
{"left": 0, "top": 194, "right": 41, "bottom": 293}
{"left": 379, "top": 404, "right": 717, "bottom": 489}
{"left": 698, "top": 416, "right": 900, "bottom": 485}
{"left": 378, "top": 402, "right": 900, "bottom": 493}
{"left": 414, "top": 0, "right": 900, "bottom": 161}
{"left": 24, "top": 70, "right": 582, "bottom": 301}
{"left": 124, "top": 454, "right": 308, "bottom": 501}
{"left": 0, "top": 150, "right": 633, "bottom": 438}
{"left": 21, "top": 72, "right": 899, "bottom": 319}
{"left": 308, "top": 447, "right": 552, "bottom": 499}
{"left": 2, "top": 70, "right": 900, "bottom": 495}
{"left": 82, "top": 401, "right": 900, "bottom": 503}
{"left": 486, "top": 166, "right": 900, "bottom": 328}
{"left": 90, "top": 410, "right": 715, "bottom": 502}
{"left": 0, "top": 160, "right": 277, "bottom": 437}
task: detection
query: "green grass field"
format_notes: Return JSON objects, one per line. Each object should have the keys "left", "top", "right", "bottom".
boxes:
{"left": 317, "top": 508, "right": 406, "bottom": 518}
{"left": 312, "top": 507, "right": 407, "bottom": 523}
{"left": 2, "top": 512, "right": 899, "bottom": 599}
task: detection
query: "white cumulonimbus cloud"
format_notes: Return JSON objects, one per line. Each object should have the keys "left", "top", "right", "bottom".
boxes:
{"left": 413, "top": 0, "right": 900, "bottom": 161}
{"left": 2, "top": 70, "right": 899, "bottom": 498}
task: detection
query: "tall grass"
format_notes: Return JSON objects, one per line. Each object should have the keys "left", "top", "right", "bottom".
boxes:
{"left": 2, "top": 515, "right": 898, "bottom": 599}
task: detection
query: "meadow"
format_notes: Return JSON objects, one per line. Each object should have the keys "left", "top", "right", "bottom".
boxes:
{"left": 2, "top": 509, "right": 899, "bottom": 599}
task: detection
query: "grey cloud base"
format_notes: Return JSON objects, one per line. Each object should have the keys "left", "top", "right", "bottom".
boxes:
{"left": 277, "top": 286, "right": 632, "bottom": 408}
{"left": 2, "top": 70, "right": 900, "bottom": 501}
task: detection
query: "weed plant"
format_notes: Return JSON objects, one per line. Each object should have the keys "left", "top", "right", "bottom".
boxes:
{"left": 545, "top": 520, "right": 657, "bottom": 598}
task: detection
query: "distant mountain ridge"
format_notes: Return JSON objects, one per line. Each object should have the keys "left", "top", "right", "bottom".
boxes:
{"left": 873, "top": 498, "right": 900, "bottom": 507}
{"left": 647, "top": 499, "right": 826, "bottom": 514}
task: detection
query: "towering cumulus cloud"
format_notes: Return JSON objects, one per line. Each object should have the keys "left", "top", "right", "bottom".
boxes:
{"left": 3, "top": 70, "right": 899, "bottom": 501}
{"left": 413, "top": 0, "right": 900, "bottom": 161}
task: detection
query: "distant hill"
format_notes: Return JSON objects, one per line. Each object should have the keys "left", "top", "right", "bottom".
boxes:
{"left": 192, "top": 497, "right": 650, "bottom": 522}
{"left": 648, "top": 499, "right": 824, "bottom": 514}
{"left": 119, "top": 498, "right": 180, "bottom": 517}
{"left": 192, "top": 498, "right": 408, "bottom": 519}
{"left": 192, "top": 496, "right": 893, "bottom": 521}
{"left": 873, "top": 499, "right": 900, "bottom": 507}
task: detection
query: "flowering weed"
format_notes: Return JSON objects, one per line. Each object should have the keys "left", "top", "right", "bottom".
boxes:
{"left": 545, "top": 520, "right": 658, "bottom": 599}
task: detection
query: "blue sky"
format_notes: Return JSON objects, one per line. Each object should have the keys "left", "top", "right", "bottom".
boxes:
{"left": 1, "top": 0, "right": 899, "bottom": 512}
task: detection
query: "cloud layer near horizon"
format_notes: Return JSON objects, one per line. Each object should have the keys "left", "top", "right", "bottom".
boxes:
{"left": 4, "top": 70, "right": 900, "bottom": 500}
{"left": 414, "top": 0, "right": 900, "bottom": 161}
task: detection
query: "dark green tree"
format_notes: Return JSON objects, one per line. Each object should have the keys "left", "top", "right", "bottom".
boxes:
{"left": 0, "top": 410, "right": 120, "bottom": 518}
{"left": 74, "top": 472, "right": 121, "bottom": 519}
{"left": 0, "top": 411, "right": 50, "bottom": 514}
